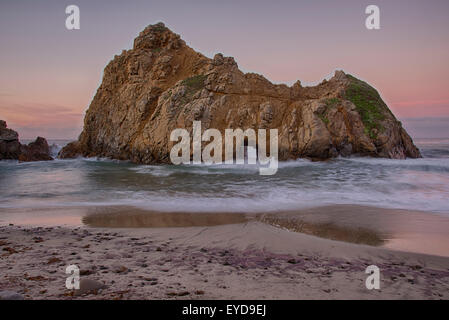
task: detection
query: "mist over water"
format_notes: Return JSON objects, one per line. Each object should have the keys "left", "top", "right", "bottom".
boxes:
{"left": 1, "top": 139, "right": 449, "bottom": 215}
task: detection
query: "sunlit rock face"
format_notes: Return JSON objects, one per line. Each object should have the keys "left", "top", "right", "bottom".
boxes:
{"left": 59, "top": 22, "right": 421, "bottom": 163}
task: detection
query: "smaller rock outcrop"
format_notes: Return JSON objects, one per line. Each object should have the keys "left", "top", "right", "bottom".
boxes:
{"left": 19, "top": 137, "right": 53, "bottom": 162}
{"left": 0, "top": 120, "right": 22, "bottom": 160}
{"left": 0, "top": 120, "right": 53, "bottom": 162}
{"left": 57, "top": 141, "right": 82, "bottom": 159}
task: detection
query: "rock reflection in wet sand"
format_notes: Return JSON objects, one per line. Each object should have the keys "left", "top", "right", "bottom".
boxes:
{"left": 82, "top": 207, "right": 250, "bottom": 228}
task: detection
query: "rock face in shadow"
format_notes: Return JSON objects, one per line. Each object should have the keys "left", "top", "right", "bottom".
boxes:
{"left": 57, "top": 141, "right": 82, "bottom": 159}
{"left": 0, "top": 120, "right": 53, "bottom": 162}
{"left": 0, "top": 120, "right": 21, "bottom": 159}
{"left": 59, "top": 22, "right": 421, "bottom": 162}
{"left": 19, "top": 137, "right": 53, "bottom": 162}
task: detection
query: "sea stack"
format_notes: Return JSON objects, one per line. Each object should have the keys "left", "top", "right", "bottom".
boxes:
{"left": 59, "top": 22, "right": 421, "bottom": 162}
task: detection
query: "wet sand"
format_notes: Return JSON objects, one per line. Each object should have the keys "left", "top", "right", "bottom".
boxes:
{"left": 0, "top": 205, "right": 448, "bottom": 299}
{"left": 258, "top": 205, "right": 449, "bottom": 257}
{"left": 82, "top": 208, "right": 249, "bottom": 228}
{"left": 2, "top": 204, "right": 448, "bottom": 256}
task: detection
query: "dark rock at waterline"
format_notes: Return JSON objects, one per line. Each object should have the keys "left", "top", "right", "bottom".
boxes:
{"left": 0, "top": 120, "right": 53, "bottom": 162}
{"left": 19, "top": 137, "right": 53, "bottom": 162}
{"left": 0, "top": 120, "right": 21, "bottom": 159}
{"left": 57, "top": 140, "right": 82, "bottom": 159}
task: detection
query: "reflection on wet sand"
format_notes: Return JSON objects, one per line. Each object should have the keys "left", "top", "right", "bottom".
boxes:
{"left": 259, "top": 205, "right": 449, "bottom": 257}
{"left": 2, "top": 204, "right": 449, "bottom": 256}
{"left": 82, "top": 206, "right": 387, "bottom": 246}
{"left": 82, "top": 207, "right": 250, "bottom": 228}
{"left": 257, "top": 214, "right": 386, "bottom": 246}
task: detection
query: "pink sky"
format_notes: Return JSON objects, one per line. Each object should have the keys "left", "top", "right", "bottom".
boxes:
{"left": 1, "top": 0, "right": 448, "bottom": 139}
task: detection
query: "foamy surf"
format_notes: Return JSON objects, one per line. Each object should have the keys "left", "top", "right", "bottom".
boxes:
{"left": 0, "top": 139, "right": 449, "bottom": 215}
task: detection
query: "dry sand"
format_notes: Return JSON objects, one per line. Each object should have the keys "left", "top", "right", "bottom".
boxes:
{"left": 0, "top": 205, "right": 448, "bottom": 300}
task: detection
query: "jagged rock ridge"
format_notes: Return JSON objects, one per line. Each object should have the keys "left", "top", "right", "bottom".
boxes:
{"left": 59, "top": 22, "right": 421, "bottom": 162}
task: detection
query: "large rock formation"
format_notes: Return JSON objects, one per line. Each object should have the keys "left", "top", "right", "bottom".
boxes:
{"left": 60, "top": 22, "right": 421, "bottom": 162}
{"left": 0, "top": 120, "right": 53, "bottom": 162}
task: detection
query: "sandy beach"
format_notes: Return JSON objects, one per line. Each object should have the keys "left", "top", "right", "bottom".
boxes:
{"left": 1, "top": 0, "right": 449, "bottom": 307}
{"left": 1, "top": 205, "right": 448, "bottom": 300}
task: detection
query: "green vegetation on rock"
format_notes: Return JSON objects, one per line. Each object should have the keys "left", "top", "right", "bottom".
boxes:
{"left": 182, "top": 74, "right": 207, "bottom": 96}
{"left": 325, "top": 97, "right": 340, "bottom": 108}
{"left": 345, "top": 75, "right": 389, "bottom": 139}
{"left": 317, "top": 113, "right": 329, "bottom": 125}
{"left": 151, "top": 23, "right": 168, "bottom": 32}
{"left": 318, "top": 98, "right": 341, "bottom": 125}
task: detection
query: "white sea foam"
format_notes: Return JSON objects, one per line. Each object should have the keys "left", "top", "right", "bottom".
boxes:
{"left": 1, "top": 141, "right": 449, "bottom": 216}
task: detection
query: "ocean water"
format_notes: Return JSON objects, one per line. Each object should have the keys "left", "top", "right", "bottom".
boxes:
{"left": 0, "top": 139, "right": 449, "bottom": 215}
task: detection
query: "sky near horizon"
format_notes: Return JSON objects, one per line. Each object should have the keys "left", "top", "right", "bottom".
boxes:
{"left": 1, "top": 0, "right": 449, "bottom": 139}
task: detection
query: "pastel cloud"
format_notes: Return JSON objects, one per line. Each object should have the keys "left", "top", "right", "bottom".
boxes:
{"left": 0, "top": 0, "right": 448, "bottom": 138}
